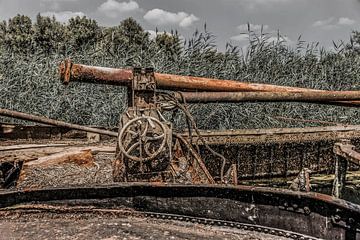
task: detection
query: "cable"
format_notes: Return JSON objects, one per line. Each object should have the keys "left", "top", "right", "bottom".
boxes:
{"left": 157, "top": 91, "right": 228, "bottom": 183}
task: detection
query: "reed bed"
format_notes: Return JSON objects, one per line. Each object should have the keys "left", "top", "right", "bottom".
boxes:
{"left": 1, "top": 26, "right": 359, "bottom": 130}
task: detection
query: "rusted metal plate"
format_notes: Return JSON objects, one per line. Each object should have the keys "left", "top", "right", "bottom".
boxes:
{"left": 0, "top": 184, "right": 359, "bottom": 239}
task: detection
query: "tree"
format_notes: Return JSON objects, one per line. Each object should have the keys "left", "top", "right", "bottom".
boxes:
{"left": 119, "top": 17, "right": 148, "bottom": 46}
{"left": 155, "top": 31, "right": 182, "bottom": 61}
{"left": 33, "top": 14, "right": 66, "bottom": 54}
{"left": 106, "top": 18, "right": 149, "bottom": 51}
{"left": 4, "top": 15, "right": 34, "bottom": 53}
{"left": 65, "top": 16, "right": 101, "bottom": 51}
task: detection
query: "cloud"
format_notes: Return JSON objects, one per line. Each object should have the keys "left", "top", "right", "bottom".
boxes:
{"left": 146, "top": 30, "right": 171, "bottom": 40}
{"left": 40, "top": 0, "right": 78, "bottom": 10}
{"left": 41, "top": 11, "right": 85, "bottom": 22}
{"left": 230, "top": 34, "right": 249, "bottom": 42}
{"left": 313, "top": 17, "right": 356, "bottom": 29}
{"left": 250, "top": 0, "right": 292, "bottom": 4}
{"left": 237, "top": 23, "right": 269, "bottom": 32}
{"left": 231, "top": 22, "right": 292, "bottom": 45}
{"left": 312, "top": 17, "right": 335, "bottom": 28}
{"left": 266, "top": 35, "right": 293, "bottom": 44}
{"left": 241, "top": 0, "right": 293, "bottom": 9}
{"left": 144, "top": 8, "right": 199, "bottom": 28}
{"left": 98, "top": 0, "right": 139, "bottom": 18}
{"left": 338, "top": 17, "right": 356, "bottom": 25}
{"left": 231, "top": 23, "right": 271, "bottom": 42}
{"left": 230, "top": 33, "right": 292, "bottom": 44}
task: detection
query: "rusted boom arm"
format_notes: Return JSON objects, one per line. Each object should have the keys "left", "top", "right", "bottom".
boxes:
{"left": 59, "top": 60, "right": 322, "bottom": 92}
{"left": 59, "top": 60, "right": 360, "bottom": 106}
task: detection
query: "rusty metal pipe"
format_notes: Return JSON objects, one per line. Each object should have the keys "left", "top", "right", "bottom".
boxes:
{"left": 154, "top": 72, "right": 312, "bottom": 92}
{"left": 60, "top": 59, "right": 133, "bottom": 86}
{"left": 59, "top": 60, "right": 360, "bottom": 106}
{"left": 59, "top": 60, "right": 315, "bottom": 92}
{"left": 175, "top": 91, "right": 360, "bottom": 106}
{"left": 0, "top": 108, "right": 118, "bottom": 137}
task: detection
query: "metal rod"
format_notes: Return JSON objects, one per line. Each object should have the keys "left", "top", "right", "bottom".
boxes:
{"left": 0, "top": 108, "right": 118, "bottom": 137}
{"left": 175, "top": 91, "right": 360, "bottom": 106}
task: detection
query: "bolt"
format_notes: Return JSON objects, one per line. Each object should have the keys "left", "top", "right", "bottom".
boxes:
{"left": 303, "top": 207, "right": 311, "bottom": 215}
{"left": 334, "top": 215, "right": 341, "bottom": 222}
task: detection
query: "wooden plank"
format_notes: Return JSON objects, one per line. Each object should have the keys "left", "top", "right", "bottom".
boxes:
{"left": 0, "top": 146, "right": 116, "bottom": 163}
{"left": 23, "top": 149, "right": 94, "bottom": 167}
{"left": 16, "top": 149, "right": 98, "bottom": 188}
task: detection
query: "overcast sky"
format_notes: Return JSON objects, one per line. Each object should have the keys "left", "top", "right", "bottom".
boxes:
{"left": 1, "top": 0, "right": 360, "bottom": 51}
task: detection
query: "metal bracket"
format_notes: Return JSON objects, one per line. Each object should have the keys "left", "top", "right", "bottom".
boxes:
{"left": 132, "top": 67, "right": 156, "bottom": 91}
{"left": 130, "top": 67, "right": 157, "bottom": 109}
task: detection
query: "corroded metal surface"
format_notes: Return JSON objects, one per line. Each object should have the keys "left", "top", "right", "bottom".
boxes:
{"left": 155, "top": 72, "right": 313, "bottom": 92}
{"left": 58, "top": 60, "right": 304, "bottom": 92}
{"left": 0, "top": 183, "right": 359, "bottom": 239}
{"left": 60, "top": 59, "right": 133, "bottom": 85}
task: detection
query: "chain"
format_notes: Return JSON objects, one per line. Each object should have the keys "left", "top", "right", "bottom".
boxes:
{"left": 141, "top": 211, "right": 317, "bottom": 240}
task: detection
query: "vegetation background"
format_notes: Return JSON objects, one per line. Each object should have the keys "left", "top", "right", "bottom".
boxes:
{"left": 0, "top": 14, "right": 360, "bottom": 130}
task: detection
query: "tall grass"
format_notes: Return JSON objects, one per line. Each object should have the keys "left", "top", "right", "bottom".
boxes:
{"left": 0, "top": 28, "right": 359, "bottom": 130}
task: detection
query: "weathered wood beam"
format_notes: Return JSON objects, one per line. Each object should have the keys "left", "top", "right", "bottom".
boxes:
{"left": 0, "top": 145, "right": 115, "bottom": 163}
{"left": 333, "top": 142, "right": 360, "bottom": 166}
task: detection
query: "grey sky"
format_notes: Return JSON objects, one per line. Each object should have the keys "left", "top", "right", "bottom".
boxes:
{"left": 0, "top": 0, "right": 360, "bottom": 51}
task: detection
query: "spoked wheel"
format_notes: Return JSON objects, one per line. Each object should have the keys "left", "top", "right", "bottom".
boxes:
{"left": 118, "top": 116, "right": 167, "bottom": 162}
